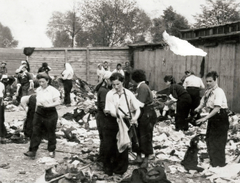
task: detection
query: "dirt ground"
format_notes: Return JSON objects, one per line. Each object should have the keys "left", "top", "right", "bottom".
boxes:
{"left": 0, "top": 105, "right": 211, "bottom": 183}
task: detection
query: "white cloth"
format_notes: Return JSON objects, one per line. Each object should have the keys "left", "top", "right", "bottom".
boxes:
{"left": 36, "top": 85, "right": 60, "bottom": 107}
{"left": 112, "top": 69, "right": 125, "bottom": 76}
{"left": 183, "top": 75, "right": 205, "bottom": 89}
{"left": 62, "top": 63, "right": 74, "bottom": 80}
{"left": 116, "top": 112, "right": 131, "bottom": 153}
{"left": 0, "top": 82, "right": 5, "bottom": 97}
{"left": 163, "top": 31, "right": 207, "bottom": 56}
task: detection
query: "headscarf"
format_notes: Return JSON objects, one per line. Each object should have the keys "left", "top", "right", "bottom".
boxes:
{"left": 95, "top": 71, "right": 112, "bottom": 92}
{"left": 63, "top": 63, "right": 74, "bottom": 79}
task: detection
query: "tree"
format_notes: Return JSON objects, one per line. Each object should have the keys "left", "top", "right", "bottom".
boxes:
{"left": 150, "top": 6, "right": 190, "bottom": 42}
{"left": 0, "top": 23, "right": 18, "bottom": 48}
{"left": 193, "top": 0, "right": 240, "bottom": 28}
{"left": 162, "top": 6, "right": 190, "bottom": 37}
{"left": 77, "top": 0, "right": 152, "bottom": 47}
{"left": 46, "top": 3, "right": 83, "bottom": 47}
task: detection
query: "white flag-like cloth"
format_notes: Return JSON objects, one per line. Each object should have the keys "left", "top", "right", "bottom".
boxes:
{"left": 163, "top": 31, "right": 207, "bottom": 57}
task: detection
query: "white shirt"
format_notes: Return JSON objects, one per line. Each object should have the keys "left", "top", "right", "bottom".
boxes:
{"left": 36, "top": 85, "right": 60, "bottom": 107}
{"left": 183, "top": 75, "right": 205, "bottom": 89}
{"left": 112, "top": 69, "right": 125, "bottom": 77}
{"left": 0, "top": 82, "right": 5, "bottom": 98}
{"left": 199, "top": 86, "right": 228, "bottom": 109}
{"left": 105, "top": 88, "right": 140, "bottom": 118}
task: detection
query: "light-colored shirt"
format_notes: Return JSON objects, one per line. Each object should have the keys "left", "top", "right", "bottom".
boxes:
{"left": 183, "top": 75, "right": 205, "bottom": 89}
{"left": 36, "top": 85, "right": 60, "bottom": 107}
{"left": 112, "top": 69, "right": 125, "bottom": 77}
{"left": 0, "top": 82, "right": 5, "bottom": 98}
{"left": 199, "top": 86, "right": 228, "bottom": 109}
{"left": 105, "top": 88, "right": 140, "bottom": 118}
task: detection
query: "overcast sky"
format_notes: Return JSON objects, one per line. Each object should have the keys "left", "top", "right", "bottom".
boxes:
{"left": 0, "top": 0, "right": 233, "bottom": 48}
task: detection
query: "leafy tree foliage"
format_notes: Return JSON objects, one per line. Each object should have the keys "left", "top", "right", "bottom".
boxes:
{"left": 151, "top": 6, "right": 190, "bottom": 42}
{"left": 77, "top": 0, "right": 152, "bottom": 46}
{"left": 194, "top": 0, "right": 240, "bottom": 28}
{"left": 46, "top": 4, "right": 82, "bottom": 48}
{"left": 0, "top": 23, "right": 18, "bottom": 48}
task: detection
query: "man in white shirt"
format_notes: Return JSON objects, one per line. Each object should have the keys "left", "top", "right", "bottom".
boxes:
{"left": 183, "top": 71, "right": 205, "bottom": 117}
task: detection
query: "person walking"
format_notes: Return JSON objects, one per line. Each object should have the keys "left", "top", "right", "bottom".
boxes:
{"left": 131, "top": 69, "right": 157, "bottom": 168}
{"left": 104, "top": 72, "right": 141, "bottom": 175}
{"left": 183, "top": 71, "right": 205, "bottom": 117}
{"left": 24, "top": 72, "right": 61, "bottom": 159}
{"left": 61, "top": 63, "right": 74, "bottom": 106}
{"left": 164, "top": 75, "right": 192, "bottom": 131}
{"left": 195, "top": 71, "right": 229, "bottom": 167}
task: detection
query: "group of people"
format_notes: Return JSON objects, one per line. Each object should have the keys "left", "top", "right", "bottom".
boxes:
{"left": 95, "top": 68, "right": 229, "bottom": 176}
{"left": 97, "top": 61, "right": 132, "bottom": 89}
{"left": 0, "top": 58, "right": 229, "bottom": 175}
{"left": 0, "top": 61, "right": 75, "bottom": 159}
{"left": 164, "top": 71, "right": 229, "bottom": 168}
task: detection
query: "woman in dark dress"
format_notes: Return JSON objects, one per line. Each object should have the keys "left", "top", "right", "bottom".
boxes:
{"left": 195, "top": 71, "right": 229, "bottom": 167}
{"left": 164, "top": 75, "right": 192, "bottom": 131}
{"left": 131, "top": 69, "right": 157, "bottom": 168}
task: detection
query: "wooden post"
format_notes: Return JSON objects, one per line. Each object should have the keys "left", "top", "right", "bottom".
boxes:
{"left": 64, "top": 49, "right": 68, "bottom": 62}
{"left": 86, "top": 46, "right": 90, "bottom": 82}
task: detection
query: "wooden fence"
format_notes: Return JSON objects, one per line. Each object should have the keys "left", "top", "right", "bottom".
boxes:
{"left": 131, "top": 42, "right": 240, "bottom": 112}
{"left": 0, "top": 48, "right": 26, "bottom": 75}
{"left": 28, "top": 47, "right": 130, "bottom": 85}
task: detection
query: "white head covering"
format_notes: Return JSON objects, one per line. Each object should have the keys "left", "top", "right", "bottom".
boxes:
{"left": 65, "top": 63, "right": 74, "bottom": 75}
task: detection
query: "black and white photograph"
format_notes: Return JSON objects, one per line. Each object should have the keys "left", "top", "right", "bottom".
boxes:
{"left": 0, "top": 0, "right": 240, "bottom": 182}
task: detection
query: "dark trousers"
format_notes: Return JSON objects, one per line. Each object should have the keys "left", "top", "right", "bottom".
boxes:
{"left": 23, "top": 95, "right": 36, "bottom": 138}
{"left": 29, "top": 107, "right": 58, "bottom": 152}
{"left": 102, "top": 115, "right": 129, "bottom": 175}
{"left": 206, "top": 110, "right": 229, "bottom": 167}
{"left": 186, "top": 87, "right": 201, "bottom": 117}
{"left": 0, "top": 98, "right": 6, "bottom": 138}
{"left": 63, "top": 79, "right": 72, "bottom": 105}
{"left": 132, "top": 105, "right": 157, "bottom": 155}
{"left": 96, "top": 110, "right": 105, "bottom": 158}
{"left": 175, "top": 93, "right": 192, "bottom": 131}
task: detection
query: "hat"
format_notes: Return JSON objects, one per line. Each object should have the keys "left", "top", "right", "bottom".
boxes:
{"left": 1, "top": 61, "right": 7, "bottom": 65}
{"left": 103, "top": 71, "right": 112, "bottom": 79}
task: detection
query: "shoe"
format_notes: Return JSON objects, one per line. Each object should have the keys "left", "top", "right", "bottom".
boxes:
{"left": 49, "top": 151, "right": 55, "bottom": 158}
{"left": 24, "top": 151, "right": 36, "bottom": 159}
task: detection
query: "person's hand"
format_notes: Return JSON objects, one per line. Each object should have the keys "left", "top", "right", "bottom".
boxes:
{"left": 196, "top": 117, "right": 207, "bottom": 125}
{"left": 130, "top": 118, "right": 138, "bottom": 126}
{"left": 195, "top": 108, "right": 201, "bottom": 113}
{"left": 28, "top": 87, "right": 33, "bottom": 91}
